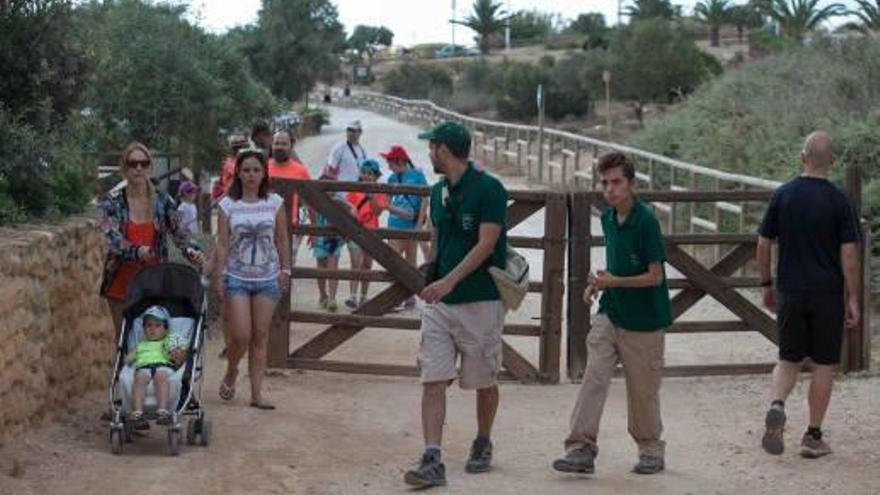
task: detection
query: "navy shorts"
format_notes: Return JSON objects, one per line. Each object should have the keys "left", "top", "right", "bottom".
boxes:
{"left": 777, "top": 292, "right": 844, "bottom": 365}
{"left": 224, "top": 275, "right": 282, "bottom": 301}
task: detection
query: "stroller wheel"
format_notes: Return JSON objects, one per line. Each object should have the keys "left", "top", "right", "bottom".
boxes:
{"left": 199, "top": 418, "right": 212, "bottom": 447}
{"left": 186, "top": 419, "right": 198, "bottom": 446}
{"left": 167, "top": 428, "right": 182, "bottom": 456}
{"left": 110, "top": 428, "right": 123, "bottom": 455}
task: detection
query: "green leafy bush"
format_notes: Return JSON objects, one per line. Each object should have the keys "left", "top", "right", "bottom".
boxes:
{"left": 382, "top": 62, "right": 454, "bottom": 101}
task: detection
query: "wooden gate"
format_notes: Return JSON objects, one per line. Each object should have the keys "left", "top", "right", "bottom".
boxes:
{"left": 268, "top": 179, "right": 567, "bottom": 384}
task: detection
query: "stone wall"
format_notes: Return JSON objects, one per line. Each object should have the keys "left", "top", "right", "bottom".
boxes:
{"left": 0, "top": 216, "right": 113, "bottom": 441}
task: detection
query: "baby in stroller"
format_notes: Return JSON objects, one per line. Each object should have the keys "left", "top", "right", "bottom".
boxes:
{"left": 125, "top": 305, "right": 185, "bottom": 428}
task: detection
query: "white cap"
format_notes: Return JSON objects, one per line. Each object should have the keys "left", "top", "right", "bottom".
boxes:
{"left": 346, "top": 120, "right": 363, "bottom": 131}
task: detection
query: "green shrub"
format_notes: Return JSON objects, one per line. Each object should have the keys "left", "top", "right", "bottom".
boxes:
{"left": 382, "top": 62, "right": 453, "bottom": 101}
{"left": 0, "top": 107, "right": 98, "bottom": 224}
{"left": 493, "top": 58, "right": 592, "bottom": 121}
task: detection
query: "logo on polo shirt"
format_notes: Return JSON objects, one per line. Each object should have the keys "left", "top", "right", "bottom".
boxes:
{"left": 461, "top": 213, "right": 476, "bottom": 231}
{"left": 630, "top": 253, "right": 641, "bottom": 267}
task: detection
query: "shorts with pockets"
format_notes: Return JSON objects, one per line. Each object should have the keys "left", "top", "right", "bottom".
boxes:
{"left": 224, "top": 275, "right": 282, "bottom": 301}
{"left": 777, "top": 292, "right": 844, "bottom": 365}
{"left": 417, "top": 300, "right": 505, "bottom": 390}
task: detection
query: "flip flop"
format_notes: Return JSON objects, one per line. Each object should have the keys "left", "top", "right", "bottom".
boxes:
{"left": 219, "top": 381, "right": 235, "bottom": 401}
{"left": 250, "top": 401, "right": 276, "bottom": 410}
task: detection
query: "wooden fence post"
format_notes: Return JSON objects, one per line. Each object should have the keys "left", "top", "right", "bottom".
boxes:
{"left": 268, "top": 180, "right": 294, "bottom": 368}
{"left": 539, "top": 192, "right": 567, "bottom": 383}
{"left": 567, "top": 191, "right": 592, "bottom": 381}
{"left": 843, "top": 164, "right": 865, "bottom": 372}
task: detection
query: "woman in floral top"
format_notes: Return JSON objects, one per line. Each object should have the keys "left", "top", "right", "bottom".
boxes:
{"left": 98, "top": 142, "right": 204, "bottom": 338}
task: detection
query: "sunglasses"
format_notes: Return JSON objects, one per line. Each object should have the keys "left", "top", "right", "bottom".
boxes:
{"left": 126, "top": 159, "right": 151, "bottom": 169}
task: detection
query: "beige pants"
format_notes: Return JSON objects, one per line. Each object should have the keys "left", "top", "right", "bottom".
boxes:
{"left": 565, "top": 314, "right": 666, "bottom": 458}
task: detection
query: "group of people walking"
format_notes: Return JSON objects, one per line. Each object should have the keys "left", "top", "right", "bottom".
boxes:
{"left": 98, "top": 121, "right": 861, "bottom": 488}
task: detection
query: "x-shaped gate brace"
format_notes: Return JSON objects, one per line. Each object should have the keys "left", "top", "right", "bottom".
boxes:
{"left": 279, "top": 179, "right": 550, "bottom": 384}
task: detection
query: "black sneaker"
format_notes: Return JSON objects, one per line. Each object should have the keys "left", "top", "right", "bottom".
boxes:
{"left": 762, "top": 407, "right": 786, "bottom": 455}
{"left": 404, "top": 453, "right": 447, "bottom": 488}
{"left": 633, "top": 454, "right": 665, "bottom": 475}
{"left": 552, "top": 448, "right": 595, "bottom": 474}
{"left": 465, "top": 437, "right": 493, "bottom": 474}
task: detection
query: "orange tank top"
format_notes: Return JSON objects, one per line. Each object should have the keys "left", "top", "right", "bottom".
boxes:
{"left": 105, "top": 221, "right": 157, "bottom": 301}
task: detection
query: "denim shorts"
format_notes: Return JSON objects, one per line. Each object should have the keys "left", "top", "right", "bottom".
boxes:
{"left": 224, "top": 275, "right": 282, "bottom": 301}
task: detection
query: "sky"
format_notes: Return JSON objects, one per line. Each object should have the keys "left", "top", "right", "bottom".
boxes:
{"left": 186, "top": 0, "right": 860, "bottom": 46}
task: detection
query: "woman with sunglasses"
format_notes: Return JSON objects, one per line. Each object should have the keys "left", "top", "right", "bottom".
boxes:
{"left": 98, "top": 142, "right": 205, "bottom": 339}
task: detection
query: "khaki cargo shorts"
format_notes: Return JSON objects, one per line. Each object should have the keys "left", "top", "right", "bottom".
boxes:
{"left": 417, "top": 300, "right": 505, "bottom": 390}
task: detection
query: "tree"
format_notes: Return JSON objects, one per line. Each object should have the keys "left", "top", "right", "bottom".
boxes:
{"left": 758, "top": 0, "right": 845, "bottom": 41}
{"left": 695, "top": 0, "right": 732, "bottom": 46}
{"left": 347, "top": 25, "right": 394, "bottom": 66}
{"left": 508, "top": 9, "right": 557, "bottom": 43}
{"left": 852, "top": 0, "right": 880, "bottom": 31}
{"left": 81, "top": 0, "right": 279, "bottom": 168}
{"left": 606, "top": 19, "right": 717, "bottom": 124}
{"left": 0, "top": 0, "right": 92, "bottom": 127}
{"left": 453, "top": 0, "right": 508, "bottom": 54}
{"left": 625, "top": 0, "right": 680, "bottom": 21}
{"left": 565, "top": 12, "right": 610, "bottom": 49}
{"left": 729, "top": 2, "right": 765, "bottom": 42}
{"left": 247, "top": 0, "right": 346, "bottom": 102}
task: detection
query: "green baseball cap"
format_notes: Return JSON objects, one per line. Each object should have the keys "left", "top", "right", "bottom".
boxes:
{"left": 418, "top": 121, "right": 471, "bottom": 157}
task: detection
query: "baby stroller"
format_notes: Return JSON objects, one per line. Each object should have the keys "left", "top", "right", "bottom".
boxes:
{"left": 107, "top": 263, "right": 211, "bottom": 456}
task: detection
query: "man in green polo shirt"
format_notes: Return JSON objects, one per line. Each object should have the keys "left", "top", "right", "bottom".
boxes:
{"left": 552, "top": 152, "right": 672, "bottom": 477}
{"left": 403, "top": 121, "right": 508, "bottom": 489}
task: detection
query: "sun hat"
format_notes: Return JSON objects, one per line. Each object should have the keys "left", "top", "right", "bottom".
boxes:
{"left": 359, "top": 158, "right": 382, "bottom": 177}
{"left": 142, "top": 305, "right": 171, "bottom": 326}
{"left": 346, "top": 120, "right": 363, "bottom": 132}
{"left": 177, "top": 181, "right": 199, "bottom": 196}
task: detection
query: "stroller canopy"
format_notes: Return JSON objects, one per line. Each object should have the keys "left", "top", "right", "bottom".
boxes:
{"left": 124, "top": 263, "right": 204, "bottom": 319}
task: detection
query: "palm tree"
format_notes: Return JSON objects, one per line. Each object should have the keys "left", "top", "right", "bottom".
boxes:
{"left": 452, "top": 0, "right": 508, "bottom": 54}
{"left": 625, "top": 0, "right": 679, "bottom": 21}
{"left": 759, "top": 0, "right": 845, "bottom": 41}
{"left": 695, "top": 0, "right": 732, "bottom": 46}
{"left": 852, "top": 0, "right": 880, "bottom": 31}
{"left": 729, "top": 1, "right": 765, "bottom": 43}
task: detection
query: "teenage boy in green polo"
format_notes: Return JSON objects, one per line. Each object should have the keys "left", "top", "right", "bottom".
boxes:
{"left": 552, "top": 152, "right": 672, "bottom": 476}
{"left": 403, "top": 121, "right": 508, "bottom": 488}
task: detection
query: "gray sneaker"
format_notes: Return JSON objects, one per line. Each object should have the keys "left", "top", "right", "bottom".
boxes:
{"left": 633, "top": 454, "right": 665, "bottom": 474}
{"left": 552, "top": 447, "right": 595, "bottom": 474}
{"left": 762, "top": 407, "right": 786, "bottom": 455}
{"left": 404, "top": 453, "right": 447, "bottom": 488}
{"left": 800, "top": 433, "right": 832, "bottom": 459}
{"left": 465, "top": 437, "right": 493, "bottom": 473}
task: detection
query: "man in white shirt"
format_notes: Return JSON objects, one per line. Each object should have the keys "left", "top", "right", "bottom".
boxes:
{"left": 325, "top": 120, "right": 367, "bottom": 182}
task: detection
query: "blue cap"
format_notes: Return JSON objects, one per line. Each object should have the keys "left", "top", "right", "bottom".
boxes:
{"left": 142, "top": 305, "right": 170, "bottom": 326}
{"left": 359, "top": 158, "right": 382, "bottom": 177}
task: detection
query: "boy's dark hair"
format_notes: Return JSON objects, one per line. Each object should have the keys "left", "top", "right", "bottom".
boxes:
{"left": 597, "top": 152, "right": 635, "bottom": 181}
{"left": 251, "top": 121, "right": 271, "bottom": 141}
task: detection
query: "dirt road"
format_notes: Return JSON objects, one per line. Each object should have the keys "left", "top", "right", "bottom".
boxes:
{"left": 1, "top": 106, "right": 877, "bottom": 495}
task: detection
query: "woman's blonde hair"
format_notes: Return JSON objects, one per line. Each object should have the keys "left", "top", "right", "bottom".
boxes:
{"left": 119, "top": 141, "right": 156, "bottom": 199}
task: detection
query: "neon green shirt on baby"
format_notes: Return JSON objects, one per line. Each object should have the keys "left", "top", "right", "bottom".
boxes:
{"left": 135, "top": 338, "right": 172, "bottom": 369}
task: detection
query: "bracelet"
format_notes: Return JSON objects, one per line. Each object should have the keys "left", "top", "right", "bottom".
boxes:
{"left": 760, "top": 279, "right": 773, "bottom": 287}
